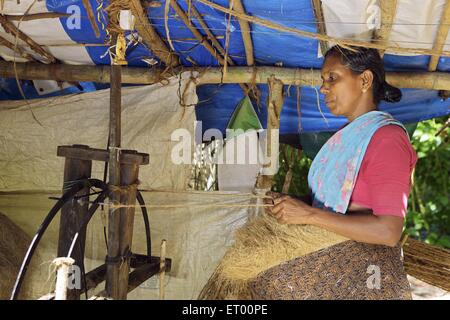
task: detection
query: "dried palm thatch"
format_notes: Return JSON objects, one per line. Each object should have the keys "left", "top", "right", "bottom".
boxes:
{"left": 0, "top": 212, "right": 46, "bottom": 300}
{"left": 403, "top": 237, "right": 450, "bottom": 292}
{"left": 198, "top": 214, "right": 347, "bottom": 299}
{"left": 199, "top": 214, "right": 450, "bottom": 299}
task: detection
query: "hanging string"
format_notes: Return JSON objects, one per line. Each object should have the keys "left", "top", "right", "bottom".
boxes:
{"left": 310, "top": 68, "right": 329, "bottom": 127}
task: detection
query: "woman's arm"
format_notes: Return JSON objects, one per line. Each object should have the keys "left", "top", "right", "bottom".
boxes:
{"left": 269, "top": 195, "right": 404, "bottom": 247}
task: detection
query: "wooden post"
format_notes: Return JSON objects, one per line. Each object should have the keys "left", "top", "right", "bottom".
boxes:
{"left": 256, "top": 76, "right": 284, "bottom": 189}
{"left": 115, "top": 156, "right": 140, "bottom": 299}
{"left": 57, "top": 144, "right": 92, "bottom": 300}
{"left": 105, "top": 61, "right": 123, "bottom": 299}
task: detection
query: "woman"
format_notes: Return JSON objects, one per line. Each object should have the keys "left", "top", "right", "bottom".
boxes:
{"left": 200, "top": 45, "right": 417, "bottom": 300}
{"left": 270, "top": 46, "right": 416, "bottom": 246}
{"left": 258, "top": 45, "right": 417, "bottom": 299}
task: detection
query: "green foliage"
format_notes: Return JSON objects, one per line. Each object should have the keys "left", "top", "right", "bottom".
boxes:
{"left": 406, "top": 115, "right": 450, "bottom": 248}
{"left": 272, "top": 144, "right": 311, "bottom": 196}
{"left": 272, "top": 115, "right": 450, "bottom": 248}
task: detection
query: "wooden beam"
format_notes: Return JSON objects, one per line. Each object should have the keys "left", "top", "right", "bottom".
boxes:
{"left": 0, "top": 14, "right": 56, "bottom": 63}
{"left": 373, "top": 0, "right": 397, "bottom": 57}
{"left": 311, "top": 0, "right": 329, "bottom": 55}
{"left": 129, "top": 0, "right": 179, "bottom": 67}
{"left": 233, "top": 0, "right": 254, "bottom": 66}
{"left": 82, "top": 0, "right": 101, "bottom": 38}
{"left": 57, "top": 145, "right": 149, "bottom": 165}
{"left": 1, "top": 62, "right": 450, "bottom": 90}
{"left": 5, "top": 12, "right": 70, "bottom": 21}
{"left": 429, "top": 0, "right": 450, "bottom": 71}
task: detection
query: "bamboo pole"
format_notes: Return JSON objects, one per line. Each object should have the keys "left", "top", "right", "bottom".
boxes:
{"left": 129, "top": 0, "right": 179, "bottom": 67}
{"left": 170, "top": 0, "right": 225, "bottom": 64}
{"left": 233, "top": 0, "right": 254, "bottom": 66}
{"left": 1, "top": 62, "right": 450, "bottom": 90}
{"left": 82, "top": 0, "right": 101, "bottom": 38}
{"left": 428, "top": 0, "right": 450, "bottom": 71}
{"left": 0, "top": 15, "right": 56, "bottom": 63}
{"left": 195, "top": 0, "right": 450, "bottom": 57}
{"left": 170, "top": 1, "right": 249, "bottom": 93}
{"left": 373, "top": 0, "right": 397, "bottom": 58}
{"left": 5, "top": 12, "right": 70, "bottom": 21}
{"left": 189, "top": 4, "right": 233, "bottom": 65}
{"left": 311, "top": 0, "right": 329, "bottom": 55}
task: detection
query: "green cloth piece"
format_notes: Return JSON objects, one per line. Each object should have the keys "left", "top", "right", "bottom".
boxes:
{"left": 226, "top": 96, "right": 262, "bottom": 139}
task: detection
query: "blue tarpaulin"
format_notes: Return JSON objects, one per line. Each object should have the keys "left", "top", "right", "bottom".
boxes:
{"left": 1, "top": 0, "right": 448, "bottom": 133}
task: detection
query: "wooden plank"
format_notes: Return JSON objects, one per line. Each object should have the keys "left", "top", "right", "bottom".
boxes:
{"left": 57, "top": 145, "right": 149, "bottom": 165}
{"left": 429, "top": 0, "right": 450, "bottom": 71}
{"left": 1, "top": 62, "right": 450, "bottom": 90}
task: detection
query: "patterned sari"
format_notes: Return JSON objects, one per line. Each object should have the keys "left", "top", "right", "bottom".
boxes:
{"left": 248, "top": 111, "right": 412, "bottom": 300}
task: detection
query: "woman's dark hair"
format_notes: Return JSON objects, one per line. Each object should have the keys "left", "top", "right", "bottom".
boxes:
{"left": 324, "top": 45, "right": 402, "bottom": 104}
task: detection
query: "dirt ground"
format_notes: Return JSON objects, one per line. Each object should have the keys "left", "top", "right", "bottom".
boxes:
{"left": 408, "top": 275, "right": 450, "bottom": 300}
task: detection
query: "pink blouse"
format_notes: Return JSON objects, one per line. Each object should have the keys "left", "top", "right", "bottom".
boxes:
{"left": 349, "top": 125, "right": 418, "bottom": 218}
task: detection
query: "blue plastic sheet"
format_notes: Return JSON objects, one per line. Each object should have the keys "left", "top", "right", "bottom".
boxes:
{"left": 0, "top": 0, "right": 448, "bottom": 133}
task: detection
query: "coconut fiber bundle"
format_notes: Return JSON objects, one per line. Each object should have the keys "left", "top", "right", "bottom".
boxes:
{"left": 0, "top": 213, "right": 35, "bottom": 299}
{"left": 199, "top": 214, "right": 412, "bottom": 300}
{"left": 403, "top": 237, "right": 450, "bottom": 292}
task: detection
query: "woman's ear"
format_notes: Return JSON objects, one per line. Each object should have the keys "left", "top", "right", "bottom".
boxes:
{"left": 360, "top": 70, "right": 374, "bottom": 93}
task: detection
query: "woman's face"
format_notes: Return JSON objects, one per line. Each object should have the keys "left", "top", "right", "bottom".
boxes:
{"left": 320, "top": 54, "right": 366, "bottom": 118}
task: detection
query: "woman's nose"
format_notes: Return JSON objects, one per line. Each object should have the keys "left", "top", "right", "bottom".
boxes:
{"left": 320, "top": 83, "right": 329, "bottom": 94}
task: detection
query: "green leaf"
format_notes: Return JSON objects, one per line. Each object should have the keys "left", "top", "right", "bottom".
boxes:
{"left": 437, "top": 235, "right": 450, "bottom": 248}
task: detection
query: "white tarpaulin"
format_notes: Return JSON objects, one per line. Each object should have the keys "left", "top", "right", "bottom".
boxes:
{"left": 0, "top": 73, "right": 256, "bottom": 299}
{"left": 0, "top": 191, "right": 252, "bottom": 299}
{"left": 322, "top": 0, "right": 450, "bottom": 54}
{"left": 0, "top": 73, "right": 197, "bottom": 191}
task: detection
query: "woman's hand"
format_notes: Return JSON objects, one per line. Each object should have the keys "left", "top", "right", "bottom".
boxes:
{"left": 266, "top": 191, "right": 315, "bottom": 225}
